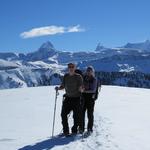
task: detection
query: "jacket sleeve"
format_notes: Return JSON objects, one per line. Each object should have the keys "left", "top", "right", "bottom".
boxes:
{"left": 85, "top": 78, "right": 97, "bottom": 93}
{"left": 77, "top": 74, "right": 83, "bottom": 87}
{"left": 60, "top": 74, "right": 66, "bottom": 88}
{"left": 90, "top": 78, "right": 97, "bottom": 93}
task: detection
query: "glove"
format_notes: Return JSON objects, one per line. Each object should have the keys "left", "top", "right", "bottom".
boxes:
{"left": 55, "top": 86, "right": 59, "bottom": 91}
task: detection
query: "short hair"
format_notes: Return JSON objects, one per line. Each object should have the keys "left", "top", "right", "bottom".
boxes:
{"left": 67, "top": 63, "right": 76, "bottom": 67}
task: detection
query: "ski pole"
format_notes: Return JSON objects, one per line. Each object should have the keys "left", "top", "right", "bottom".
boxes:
{"left": 52, "top": 89, "right": 59, "bottom": 137}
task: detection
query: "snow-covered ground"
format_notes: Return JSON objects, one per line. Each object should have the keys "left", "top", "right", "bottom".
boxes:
{"left": 0, "top": 86, "right": 150, "bottom": 150}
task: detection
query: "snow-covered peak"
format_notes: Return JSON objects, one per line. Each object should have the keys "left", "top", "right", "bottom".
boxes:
{"left": 145, "top": 39, "right": 150, "bottom": 43}
{"left": 95, "top": 43, "right": 106, "bottom": 51}
{"left": 124, "top": 40, "right": 150, "bottom": 51}
{"left": 25, "top": 41, "right": 57, "bottom": 61}
{"left": 39, "top": 41, "right": 55, "bottom": 52}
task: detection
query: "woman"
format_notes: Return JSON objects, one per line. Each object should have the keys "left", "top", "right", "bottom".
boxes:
{"left": 82, "top": 66, "right": 97, "bottom": 133}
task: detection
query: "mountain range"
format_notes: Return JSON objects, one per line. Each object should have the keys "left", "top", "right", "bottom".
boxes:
{"left": 0, "top": 40, "right": 150, "bottom": 89}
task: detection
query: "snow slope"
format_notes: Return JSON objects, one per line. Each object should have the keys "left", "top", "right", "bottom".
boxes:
{"left": 0, "top": 59, "right": 19, "bottom": 70}
{"left": 0, "top": 86, "right": 150, "bottom": 150}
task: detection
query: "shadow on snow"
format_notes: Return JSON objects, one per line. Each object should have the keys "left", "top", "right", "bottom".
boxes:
{"left": 18, "top": 135, "right": 76, "bottom": 150}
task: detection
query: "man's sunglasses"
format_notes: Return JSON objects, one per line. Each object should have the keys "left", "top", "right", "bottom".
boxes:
{"left": 68, "top": 65, "right": 75, "bottom": 68}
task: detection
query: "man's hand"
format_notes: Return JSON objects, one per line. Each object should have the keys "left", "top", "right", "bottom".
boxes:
{"left": 55, "top": 86, "right": 59, "bottom": 91}
{"left": 79, "top": 86, "right": 84, "bottom": 93}
{"left": 55, "top": 85, "right": 64, "bottom": 91}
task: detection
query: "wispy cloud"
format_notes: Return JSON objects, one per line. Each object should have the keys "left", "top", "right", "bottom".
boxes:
{"left": 68, "top": 25, "right": 85, "bottom": 33}
{"left": 20, "top": 25, "right": 85, "bottom": 39}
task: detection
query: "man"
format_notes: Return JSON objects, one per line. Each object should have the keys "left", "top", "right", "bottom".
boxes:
{"left": 55, "top": 63, "right": 83, "bottom": 136}
{"left": 82, "top": 66, "right": 97, "bottom": 133}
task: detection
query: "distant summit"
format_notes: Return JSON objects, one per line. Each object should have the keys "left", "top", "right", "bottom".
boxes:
{"left": 124, "top": 40, "right": 150, "bottom": 51}
{"left": 1, "top": 40, "right": 150, "bottom": 89}
{"left": 26, "top": 41, "right": 57, "bottom": 61}
{"left": 38, "top": 41, "right": 56, "bottom": 52}
{"left": 95, "top": 43, "right": 107, "bottom": 51}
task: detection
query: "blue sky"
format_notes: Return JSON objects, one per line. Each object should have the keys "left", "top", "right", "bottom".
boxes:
{"left": 0, "top": 0, "right": 150, "bottom": 52}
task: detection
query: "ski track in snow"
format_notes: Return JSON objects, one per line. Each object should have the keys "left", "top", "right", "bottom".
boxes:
{"left": 46, "top": 111, "right": 121, "bottom": 150}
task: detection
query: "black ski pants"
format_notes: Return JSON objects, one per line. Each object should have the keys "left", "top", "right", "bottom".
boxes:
{"left": 61, "top": 96, "right": 82, "bottom": 134}
{"left": 82, "top": 93, "right": 95, "bottom": 131}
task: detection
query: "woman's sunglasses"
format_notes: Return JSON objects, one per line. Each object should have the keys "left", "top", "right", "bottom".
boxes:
{"left": 68, "top": 65, "right": 75, "bottom": 68}
{"left": 87, "top": 69, "right": 92, "bottom": 72}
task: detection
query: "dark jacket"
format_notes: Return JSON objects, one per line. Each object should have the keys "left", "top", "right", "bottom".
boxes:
{"left": 83, "top": 75, "right": 97, "bottom": 94}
